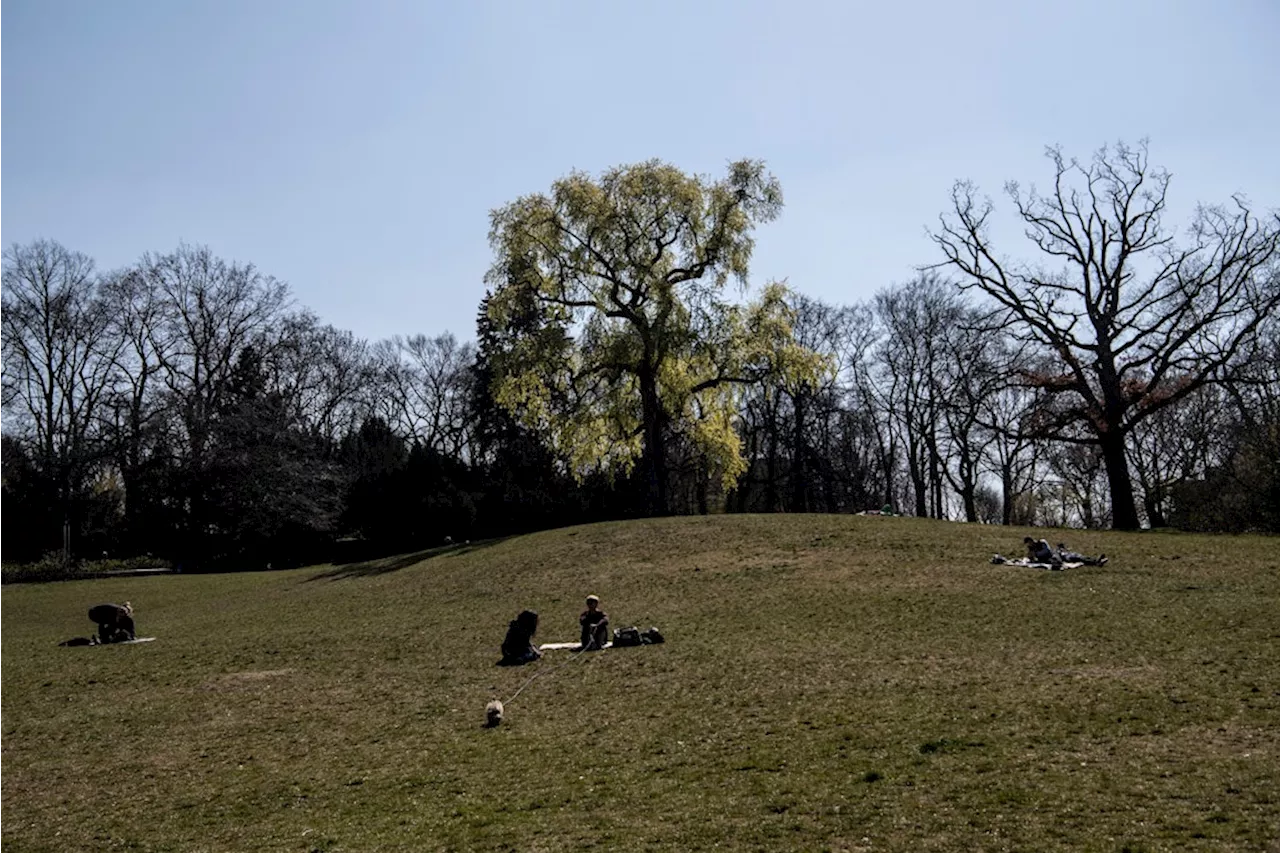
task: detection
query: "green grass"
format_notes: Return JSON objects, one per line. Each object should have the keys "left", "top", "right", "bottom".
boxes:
{"left": 3, "top": 515, "right": 1278, "bottom": 852}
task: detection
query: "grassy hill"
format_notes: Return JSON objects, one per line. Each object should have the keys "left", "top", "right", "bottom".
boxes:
{"left": 3, "top": 514, "right": 1278, "bottom": 851}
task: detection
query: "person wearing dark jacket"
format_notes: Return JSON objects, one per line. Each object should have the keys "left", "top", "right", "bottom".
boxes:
{"left": 88, "top": 602, "right": 135, "bottom": 643}
{"left": 580, "top": 595, "right": 609, "bottom": 650}
{"left": 1023, "top": 537, "right": 1061, "bottom": 566}
{"left": 500, "top": 609, "right": 542, "bottom": 665}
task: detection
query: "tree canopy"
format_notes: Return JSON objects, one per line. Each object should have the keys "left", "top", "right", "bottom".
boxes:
{"left": 484, "top": 159, "right": 824, "bottom": 514}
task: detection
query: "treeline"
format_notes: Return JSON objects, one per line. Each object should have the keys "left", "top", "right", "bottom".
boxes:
{"left": 3, "top": 145, "right": 1278, "bottom": 569}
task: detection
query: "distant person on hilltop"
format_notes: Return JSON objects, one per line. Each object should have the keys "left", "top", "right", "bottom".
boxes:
{"left": 580, "top": 595, "right": 610, "bottom": 650}
{"left": 500, "top": 609, "right": 542, "bottom": 665}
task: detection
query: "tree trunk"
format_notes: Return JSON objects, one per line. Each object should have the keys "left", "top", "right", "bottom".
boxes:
{"left": 1099, "top": 430, "right": 1140, "bottom": 530}
{"left": 1001, "top": 466, "right": 1015, "bottom": 526}
{"left": 1143, "top": 485, "right": 1168, "bottom": 529}
{"left": 791, "top": 392, "right": 808, "bottom": 513}
{"left": 960, "top": 481, "right": 978, "bottom": 524}
{"left": 638, "top": 367, "right": 668, "bottom": 516}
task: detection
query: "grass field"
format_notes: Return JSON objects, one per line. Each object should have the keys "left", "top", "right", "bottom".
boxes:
{"left": 3, "top": 514, "right": 1278, "bottom": 852}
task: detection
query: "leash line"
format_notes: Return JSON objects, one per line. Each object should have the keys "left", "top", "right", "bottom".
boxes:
{"left": 503, "top": 641, "right": 601, "bottom": 706}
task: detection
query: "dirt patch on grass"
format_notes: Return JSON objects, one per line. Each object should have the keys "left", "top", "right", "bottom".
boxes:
{"left": 202, "top": 669, "right": 295, "bottom": 690}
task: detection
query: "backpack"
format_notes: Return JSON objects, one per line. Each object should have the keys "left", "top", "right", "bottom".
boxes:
{"left": 613, "top": 626, "right": 643, "bottom": 647}
{"left": 640, "top": 626, "right": 664, "bottom": 644}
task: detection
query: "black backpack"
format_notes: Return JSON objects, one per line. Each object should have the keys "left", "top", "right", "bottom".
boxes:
{"left": 613, "top": 626, "right": 643, "bottom": 647}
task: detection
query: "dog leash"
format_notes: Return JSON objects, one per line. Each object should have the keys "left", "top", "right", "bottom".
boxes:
{"left": 502, "top": 639, "right": 602, "bottom": 707}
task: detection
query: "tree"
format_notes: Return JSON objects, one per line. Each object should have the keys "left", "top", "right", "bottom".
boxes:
{"left": 872, "top": 273, "right": 961, "bottom": 519}
{"left": 374, "top": 332, "right": 476, "bottom": 460}
{"left": 2, "top": 240, "right": 120, "bottom": 555}
{"left": 733, "top": 295, "right": 879, "bottom": 514}
{"left": 978, "top": 380, "right": 1041, "bottom": 526}
{"left": 203, "top": 346, "right": 345, "bottom": 567}
{"left": 267, "top": 312, "right": 378, "bottom": 448}
{"left": 485, "top": 158, "right": 820, "bottom": 515}
{"left": 99, "top": 267, "right": 172, "bottom": 552}
{"left": 933, "top": 141, "right": 1280, "bottom": 529}
{"left": 138, "top": 244, "right": 291, "bottom": 552}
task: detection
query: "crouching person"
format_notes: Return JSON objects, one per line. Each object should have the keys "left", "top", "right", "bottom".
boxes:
{"left": 89, "top": 602, "right": 135, "bottom": 644}
{"left": 500, "top": 609, "right": 542, "bottom": 665}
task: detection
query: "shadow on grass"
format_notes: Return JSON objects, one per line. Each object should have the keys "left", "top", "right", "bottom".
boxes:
{"left": 303, "top": 537, "right": 512, "bottom": 582}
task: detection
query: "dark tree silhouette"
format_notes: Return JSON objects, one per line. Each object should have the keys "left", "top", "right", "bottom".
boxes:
{"left": 933, "top": 142, "right": 1280, "bottom": 529}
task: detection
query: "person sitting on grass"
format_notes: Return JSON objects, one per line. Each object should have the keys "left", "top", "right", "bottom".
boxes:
{"left": 1023, "top": 537, "right": 1061, "bottom": 567}
{"left": 1057, "top": 543, "right": 1108, "bottom": 566}
{"left": 580, "top": 595, "right": 610, "bottom": 650}
{"left": 500, "top": 609, "right": 542, "bottom": 665}
{"left": 88, "top": 602, "right": 135, "bottom": 644}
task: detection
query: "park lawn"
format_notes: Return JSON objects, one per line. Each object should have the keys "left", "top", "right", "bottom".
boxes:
{"left": 2, "top": 514, "right": 1278, "bottom": 852}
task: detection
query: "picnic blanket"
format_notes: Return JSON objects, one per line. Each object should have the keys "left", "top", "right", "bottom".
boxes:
{"left": 990, "top": 556, "right": 1082, "bottom": 571}
{"left": 538, "top": 641, "right": 612, "bottom": 651}
{"left": 59, "top": 636, "right": 157, "bottom": 647}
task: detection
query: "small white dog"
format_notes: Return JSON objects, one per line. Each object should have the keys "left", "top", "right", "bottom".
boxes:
{"left": 485, "top": 699, "right": 504, "bottom": 727}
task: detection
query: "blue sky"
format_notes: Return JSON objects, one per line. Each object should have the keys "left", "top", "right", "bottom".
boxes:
{"left": 4, "top": 0, "right": 1278, "bottom": 344}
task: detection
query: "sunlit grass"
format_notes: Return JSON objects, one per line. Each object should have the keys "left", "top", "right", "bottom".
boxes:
{"left": 3, "top": 515, "right": 1278, "bottom": 851}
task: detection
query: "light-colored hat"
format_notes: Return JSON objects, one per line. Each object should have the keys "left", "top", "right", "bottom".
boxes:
{"left": 586, "top": 595, "right": 599, "bottom": 604}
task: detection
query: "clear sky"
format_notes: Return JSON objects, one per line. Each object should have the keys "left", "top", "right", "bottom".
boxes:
{"left": 4, "top": 0, "right": 1278, "bottom": 344}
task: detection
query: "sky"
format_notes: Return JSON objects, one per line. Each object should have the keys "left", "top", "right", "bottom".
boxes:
{"left": 4, "top": 0, "right": 1278, "bottom": 345}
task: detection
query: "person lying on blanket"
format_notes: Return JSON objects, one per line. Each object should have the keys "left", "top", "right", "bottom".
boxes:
{"left": 88, "top": 601, "right": 136, "bottom": 643}
{"left": 500, "top": 609, "right": 542, "bottom": 665}
{"left": 580, "top": 595, "right": 610, "bottom": 650}
{"left": 1057, "top": 543, "right": 1108, "bottom": 566}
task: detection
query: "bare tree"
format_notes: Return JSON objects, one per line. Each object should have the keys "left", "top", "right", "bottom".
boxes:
{"left": 978, "top": 381, "right": 1041, "bottom": 526}
{"left": 936, "top": 304, "right": 1006, "bottom": 523}
{"left": 142, "top": 244, "right": 291, "bottom": 462}
{"left": 374, "top": 332, "right": 477, "bottom": 460}
{"left": 99, "top": 267, "right": 172, "bottom": 548}
{"left": 268, "top": 312, "right": 378, "bottom": 447}
{"left": 2, "top": 240, "right": 121, "bottom": 552}
{"left": 933, "top": 141, "right": 1280, "bottom": 529}
{"left": 1128, "top": 384, "right": 1231, "bottom": 527}
{"left": 873, "top": 273, "right": 960, "bottom": 518}
{"left": 134, "top": 244, "right": 291, "bottom": 550}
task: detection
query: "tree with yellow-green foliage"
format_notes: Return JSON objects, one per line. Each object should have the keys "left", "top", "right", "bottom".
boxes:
{"left": 484, "top": 159, "right": 825, "bottom": 515}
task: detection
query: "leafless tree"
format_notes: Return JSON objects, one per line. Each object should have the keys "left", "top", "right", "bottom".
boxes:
{"left": 933, "top": 141, "right": 1280, "bottom": 528}
{"left": 978, "top": 381, "right": 1042, "bottom": 526}
{"left": 375, "top": 332, "right": 477, "bottom": 460}
{"left": 98, "top": 267, "right": 173, "bottom": 544}
{"left": 267, "top": 312, "right": 379, "bottom": 446}
{"left": 936, "top": 304, "right": 1007, "bottom": 523}
{"left": 2, "top": 240, "right": 121, "bottom": 548}
{"left": 872, "top": 273, "right": 961, "bottom": 518}
{"left": 1128, "top": 384, "right": 1231, "bottom": 527}
{"left": 139, "top": 244, "right": 291, "bottom": 464}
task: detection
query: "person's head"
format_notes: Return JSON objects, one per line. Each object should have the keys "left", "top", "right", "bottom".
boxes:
{"left": 1023, "top": 537, "right": 1034, "bottom": 544}
{"left": 516, "top": 609, "right": 539, "bottom": 634}
{"left": 585, "top": 594, "right": 599, "bottom": 611}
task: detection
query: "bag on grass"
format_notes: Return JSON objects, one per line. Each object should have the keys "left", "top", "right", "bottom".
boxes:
{"left": 613, "top": 626, "right": 643, "bottom": 647}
